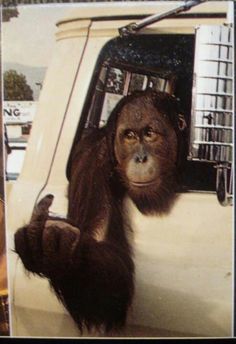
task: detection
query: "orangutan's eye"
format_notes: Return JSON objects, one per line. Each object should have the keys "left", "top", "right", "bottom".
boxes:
{"left": 123, "top": 129, "right": 138, "bottom": 142}
{"left": 144, "top": 127, "right": 158, "bottom": 141}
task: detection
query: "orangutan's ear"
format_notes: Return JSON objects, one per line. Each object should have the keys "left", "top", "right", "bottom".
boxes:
{"left": 178, "top": 114, "right": 187, "bottom": 131}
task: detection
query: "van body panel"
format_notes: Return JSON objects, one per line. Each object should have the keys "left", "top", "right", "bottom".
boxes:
{"left": 9, "top": 192, "right": 232, "bottom": 337}
{"left": 127, "top": 193, "right": 232, "bottom": 337}
{"left": 57, "top": 1, "right": 228, "bottom": 24}
{"left": 40, "top": 36, "right": 112, "bottom": 193}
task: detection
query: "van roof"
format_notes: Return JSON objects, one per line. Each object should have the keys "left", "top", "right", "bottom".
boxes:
{"left": 57, "top": 1, "right": 228, "bottom": 26}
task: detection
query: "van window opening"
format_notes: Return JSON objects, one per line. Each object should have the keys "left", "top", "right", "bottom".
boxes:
{"left": 73, "top": 34, "right": 195, "bottom": 143}
{"left": 67, "top": 33, "right": 220, "bottom": 193}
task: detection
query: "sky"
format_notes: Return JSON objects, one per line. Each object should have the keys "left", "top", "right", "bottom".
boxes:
{"left": 2, "top": 5, "right": 71, "bottom": 68}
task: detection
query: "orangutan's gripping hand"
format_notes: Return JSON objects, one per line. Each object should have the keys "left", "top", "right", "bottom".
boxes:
{"left": 14, "top": 194, "right": 80, "bottom": 279}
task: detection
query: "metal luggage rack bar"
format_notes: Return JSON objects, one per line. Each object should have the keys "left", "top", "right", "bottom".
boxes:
{"left": 197, "top": 76, "right": 233, "bottom": 80}
{"left": 189, "top": 24, "right": 233, "bottom": 205}
{"left": 195, "top": 125, "right": 232, "bottom": 129}
{"left": 197, "top": 92, "right": 232, "bottom": 96}
{"left": 195, "top": 108, "right": 233, "bottom": 112}
{"left": 201, "top": 58, "right": 232, "bottom": 63}
{"left": 190, "top": 157, "right": 230, "bottom": 163}
{"left": 194, "top": 141, "right": 232, "bottom": 146}
{"left": 201, "top": 42, "right": 233, "bottom": 47}
{"left": 118, "top": 0, "right": 205, "bottom": 36}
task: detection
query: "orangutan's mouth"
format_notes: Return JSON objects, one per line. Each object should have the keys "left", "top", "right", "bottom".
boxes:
{"left": 130, "top": 179, "right": 158, "bottom": 188}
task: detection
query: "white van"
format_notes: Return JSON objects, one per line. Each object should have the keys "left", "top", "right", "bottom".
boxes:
{"left": 7, "top": 1, "right": 234, "bottom": 338}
